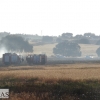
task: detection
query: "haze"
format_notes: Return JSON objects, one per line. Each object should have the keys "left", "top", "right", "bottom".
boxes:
{"left": 0, "top": 0, "right": 100, "bottom": 36}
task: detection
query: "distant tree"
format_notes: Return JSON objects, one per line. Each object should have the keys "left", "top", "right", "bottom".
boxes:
{"left": 96, "top": 47, "right": 100, "bottom": 57}
{"left": 56, "top": 37, "right": 62, "bottom": 43}
{"left": 78, "top": 38, "right": 90, "bottom": 44}
{"left": 42, "top": 36, "right": 53, "bottom": 42}
{"left": 0, "top": 32, "right": 10, "bottom": 40}
{"left": 0, "top": 35, "right": 33, "bottom": 52}
{"left": 53, "top": 41, "right": 81, "bottom": 57}
{"left": 61, "top": 33, "right": 73, "bottom": 38}
{"left": 84, "top": 33, "right": 95, "bottom": 38}
{"left": 74, "top": 35, "right": 83, "bottom": 39}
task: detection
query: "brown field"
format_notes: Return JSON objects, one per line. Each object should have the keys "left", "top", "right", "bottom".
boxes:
{"left": 0, "top": 63, "right": 100, "bottom": 81}
{"left": 33, "top": 43, "right": 99, "bottom": 56}
{"left": 0, "top": 43, "right": 100, "bottom": 100}
{"left": 1, "top": 63, "right": 100, "bottom": 100}
{"left": 79, "top": 44, "right": 99, "bottom": 56}
{"left": 33, "top": 43, "right": 57, "bottom": 56}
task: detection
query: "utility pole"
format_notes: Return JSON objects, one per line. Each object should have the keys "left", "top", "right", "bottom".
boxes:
{"left": 41, "top": 30, "right": 42, "bottom": 36}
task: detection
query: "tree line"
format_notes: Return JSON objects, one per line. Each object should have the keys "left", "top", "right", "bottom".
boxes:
{"left": 42, "top": 32, "right": 100, "bottom": 44}
{"left": 1, "top": 33, "right": 100, "bottom": 57}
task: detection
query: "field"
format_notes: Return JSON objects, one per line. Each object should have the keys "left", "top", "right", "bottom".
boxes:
{"left": 33, "top": 43, "right": 57, "bottom": 56}
{"left": 1, "top": 63, "right": 100, "bottom": 80}
{"left": 1, "top": 63, "right": 100, "bottom": 100}
{"left": 0, "top": 43, "right": 100, "bottom": 100}
{"left": 33, "top": 43, "right": 99, "bottom": 56}
{"left": 79, "top": 44, "right": 99, "bottom": 56}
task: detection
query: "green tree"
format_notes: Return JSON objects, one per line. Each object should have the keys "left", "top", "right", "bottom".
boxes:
{"left": 78, "top": 38, "right": 90, "bottom": 44}
{"left": 53, "top": 41, "right": 81, "bottom": 57}
{"left": 84, "top": 33, "right": 95, "bottom": 38}
{"left": 0, "top": 35, "right": 33, "bottom": 52}
{"left": 42, "top": 36, "right": 53, "bottom": 42}
{"left": 56, "top": 37, "right": 62, "bottom": 43}
{"left": 96, "top": 47, "right": 100, "bottom": 57}
{"left": 61, "top": 33, "right": 73, "bottom": 38}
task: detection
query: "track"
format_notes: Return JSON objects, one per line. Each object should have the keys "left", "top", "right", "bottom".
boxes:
{"left": 0, "top": 57, "right": 100, "bottom": 67}
{"left": 47, "top": 58, "right": 100, "bottom": 64}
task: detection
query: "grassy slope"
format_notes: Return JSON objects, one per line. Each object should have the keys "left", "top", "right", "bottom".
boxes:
{"left": 33, "top": 43, "right": 57, "bottom": 56}
{"left": 33, "top": 43, "right": 99, "bottom": 56}
{"left": 79, "top": 44, "right": 99, "bottom": 56}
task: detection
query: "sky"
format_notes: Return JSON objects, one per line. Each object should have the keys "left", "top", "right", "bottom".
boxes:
{"left": 0, "top": 0, "right": 100, "bottom": 36}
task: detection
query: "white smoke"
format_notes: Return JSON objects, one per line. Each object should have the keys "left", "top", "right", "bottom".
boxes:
{"left": 0, "top": 47, "right": 8, "bottom": 58}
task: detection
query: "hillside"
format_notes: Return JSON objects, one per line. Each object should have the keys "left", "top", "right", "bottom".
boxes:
{"left": 33, "top": 43, "right": 99, "bottom": 57}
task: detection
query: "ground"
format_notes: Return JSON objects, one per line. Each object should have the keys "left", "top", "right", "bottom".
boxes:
{"left": 0, "top": 63, "right": 100, "bottom": 80}
{"left": 0, "top": 43, "right": 100, "bottom": 100}
{"left": 0, "top": 63, "right": 100, "bottom": 100}
{"left": 33, "top": 43, "right": 99, "bottom": 56}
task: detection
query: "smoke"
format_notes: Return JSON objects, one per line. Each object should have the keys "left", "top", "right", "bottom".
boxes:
{"left": 0, "top": 47, "right": 25, "bottom": 59}
{"left": 0, "top": 47, "right": 8, "bottom": 58}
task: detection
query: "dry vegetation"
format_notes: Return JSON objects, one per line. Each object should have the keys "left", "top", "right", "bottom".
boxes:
{"left": 0, "top": 63, "right": 100, "bottom": 100}
{"left": 33, "top": 43, "right": 99, "bottom": 56}
{"left": 0, "top": 63, "right": 100, "bottom": 81}
{"left": 0, "top": 43, "right": 100, "bottom": 99}
{"left": 79, "top": 44, "right": 99, "bottom": 56}
{"left": 33, "top": 43, "right": 57, "bottom": 56}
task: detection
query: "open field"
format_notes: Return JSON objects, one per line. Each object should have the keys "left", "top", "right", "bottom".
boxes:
{"left": 33, "top": 43, "right": 57, "bottom": 56}
{"left": 79, "top": 44, "right": 99, "bottom": 56}
{"left": 33, "top": 43, "right": 99, "bottom": 56}
{"left": 1, "top": 63, "right": 100, "bottom": 99}
{"left": 0, "top": 42, "right": 100, "bottom": 99}
{"left": 1, "top": 63, "right": 100, "bottom": 80}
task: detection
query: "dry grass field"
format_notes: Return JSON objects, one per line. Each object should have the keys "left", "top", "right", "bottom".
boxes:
{"left": 0, "top": 42, "right": 100, "bottom": 100}
{"left": 33, "top": 43, "right": 57, "bottom": 56}
{"left": 79, "top": 44, "right": 99, "bottom": 56}
{"left": 33, "top": 43, "right": 99, "bottom": 56}
{"left": 0, "top": 63, "right": 100, "bottom": 81}
{"left": 0, "top": 64, "right": 100, "bottom": 100}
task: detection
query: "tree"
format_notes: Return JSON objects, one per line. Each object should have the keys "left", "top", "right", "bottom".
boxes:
{"left": 84, "top": 33, "right": 95, "bottom": 38}
{"left": 42, "top": 36, "right": 53, "bottom": 42}
{"left": 61, "top": 33, "right": 73, "bottom": 38}
{"left": 74, "top": 35, "right": 83, "bottom": 39}
{"left": 56, "top": 37, "right": 62, "bottom": 43}
{"left": 53, "top": 41, "right": 81, "bottom": 57}
{"left": 0, "top": 35, "right": 33, "bottom": 52}
{"left": 78, "top": 38, "right": 90, "bottom": 44}
{"left": 96, "top": 47, "right": 100, "bottom": 57}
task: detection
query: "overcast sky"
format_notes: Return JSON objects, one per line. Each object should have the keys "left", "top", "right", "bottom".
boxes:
{"left": 0, "top": 0, "right": 100, "bottom": 36}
